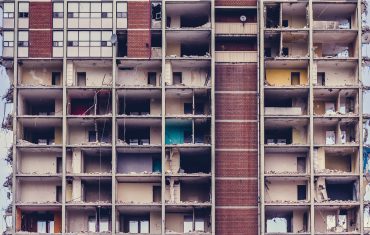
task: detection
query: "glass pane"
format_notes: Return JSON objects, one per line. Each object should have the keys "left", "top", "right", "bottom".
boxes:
{"left": 99, "top": 218, "right": 109, "bottom": 232}
{"left": 49, "top": 221, "right": 55, "bottom": 233}
{"left": 183, "top": 216, "right": 193, "bottom": 233}
{"left": 195, "top": 219, "right": 205, "bottom": 232}
{"left": 129, "top": 221, "right": 139, "bottom": 233}
{"left": 140, "top": 220, "right": 149, "bottom": 233}
{"left": 37, "top": 221, "right": 47, "bottom": 233}
{"left": 88, "top": 217, "right": 96, "bottom": 232}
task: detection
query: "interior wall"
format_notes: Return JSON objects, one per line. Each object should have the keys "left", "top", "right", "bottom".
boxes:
{"left": 265, "top": 153, "right": 305, "bottom": 173}
{"left": 117, "top": 155, "right": 153, "bottom": 173}
{"left": 166, "top": 97, "right": 192, "bottom": 115}
{"left": 117, "top": 183, "right": 158, "bottom": 203}
{"left": 266, "top": 69, "right": 308, "bottom": 85}
{"left": 19, "top": 152, "right": 58, "bottom": 174}
{"left": 19, "top": 181, "right": 57, "bottom": 202}
{"left": 21, "top": 67, "right": 62, "bottom": 85}
{"left": 74, "top": 66, "right": 112, "bottom": 86}
{"left": 150, "top": 126, "right": 162, "bottom": 144}
{"left": 317, "top": 64, "right": 357, "bottom": 86}
{"left": 265, "top": 180, "right": 307, "bottom": 201}
{"left": 116, "top": 69, "right": 161, "bottom": 86}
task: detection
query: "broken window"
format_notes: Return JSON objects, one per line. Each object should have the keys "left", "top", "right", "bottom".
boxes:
{"left": 122, "top": 215, "right": 150, "bottom": 233}
{"left": 77, "top": 72, "right": 86, "bottom": 86}
{"left": 317, "top": 72, "right": 326, "bottom": 86}
{"left": 326, "top": 181, "right": 356, "bottom": 201}
{"left": 25, "top": 99, "right": 55, "bottom": 115}
{"left": 180, "top": 151, "right": 211, "bottom": 174}
{"left": 21, "top": 212, "right": 56, "bottom": 233}
{"left": 119, "top": 98, "right": 150, "bottom": 115}
{"left": 265, "top": 128, "right": 292, "bottom": 145}
{"left": 265, "top": 4, "right": 280, "bottom": 28}
{"left": 184, "top": 103, "right": 192, "bottom": 114}
{"left": 297, "top": 185, "right": 307, "bottom": 200}
{"left": 282, "top": 47, "right": 289, "bottom": 57}
{"left": 173, "top": 72, "right": 182, "bottom": 85}
{"left": 117, "top": 32, "right": 127, "bottom": 57}
{"left": 52, "top": 72, "right": 61, "bottom": 86}
{"left": 121, "top": 127, "right": 150, "bottom": 145}
{"left": 291, "top": 72, "right": 300, "bottom": 85}
{"left": 148, "top": 72, "right": 157, "bottom": 86}
{"left": 23, "top": 127, "right": 55, "bottom": 145}
{"left": 266, "top": 216, "right": 290, "bottom": 233}
{"left": 88, "top": 216, "right": 96, "bottom": 232}
{"left": 151, "top": 3, "right": 161, "bottom": 28}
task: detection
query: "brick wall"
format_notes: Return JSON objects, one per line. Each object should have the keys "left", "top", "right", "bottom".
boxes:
{"left": 128, "top": 1, "right": 151, "bottom": 29}
{"left": 215, "top": 64, "right": 257, "bottom": 91}
{"left": 215, "top": 122, "right": 257, "bottom": 149}
{"left": 29, "top": 2, "right": 52, "bottom": 29}
{"left": 215, "top": 93, "right": 257, "bottom": 120}
{"left": 216, "top": 151, "right": 258, "bottom": 177}
{"left": 215, "top": 0, "right": 257, "bottom": 7}
{"left": 216, "top": 208, "right": 258, "bottom": 235}
{"left": 215, "top": 62, "right": 258, "bottom": 235}
{"left": 216, "top": 179, "right": 258, "bottom": 206}
{"left": 127, "top": 30, "right": 151, "bottom": 58}
{"left": 29, "top": 30, "right": 52, "bottom": 58}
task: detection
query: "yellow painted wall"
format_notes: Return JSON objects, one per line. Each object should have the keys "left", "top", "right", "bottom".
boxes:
{"left": 117, "top": 183, "right": 159, "bottom": 203}
{"left": 55, "top": 127, "right": 62, "bottom": 144}
{"left": 266, "top": 69, "right": 308, "bottom": 86}
{"left": 166, "top": 43, "right": 181, "bottom": 57}
{"left": 292, "top": 127, "right": 307, "bottom": 144}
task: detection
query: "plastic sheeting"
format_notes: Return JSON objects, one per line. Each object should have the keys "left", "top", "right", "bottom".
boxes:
{"left": 364, "top": 147, "right": 370, "bottom": 173}
{"left": 165, "top": 121, "right": 192, "bottom": 145}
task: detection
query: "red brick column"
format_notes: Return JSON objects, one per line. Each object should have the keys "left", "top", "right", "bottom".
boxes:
{"left": 215, "top": 63, "right": 258, "bottom": 235}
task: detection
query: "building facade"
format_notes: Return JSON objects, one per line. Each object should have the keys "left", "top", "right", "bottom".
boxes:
{"left": 1, "top": 0, "right": 369, "bottom": 234}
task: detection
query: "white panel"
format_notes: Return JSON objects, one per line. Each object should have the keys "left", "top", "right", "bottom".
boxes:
{"left": 4, "top": 3, "right": 15, "bottom": 12}
{"left": 90, "top": 31, "right": 101, "bottom": 41}
{"left": 3, "top": 19, "right": 15, "bottom": 29}
{"left": 68, "top": 31, "right": 78, "bottom": 41}
{"left": 3, "top": 48, "right": 14, "bottom": 58}
{"left": 53, "top": 2, "right": 63, "bottom": 12}
{"left": 79, "top": 47, "right": 89, "bottom": 57}
{"left": 67, "top": 47, "right": 78, "bottom": 57}
{"left": 4, "top": 31, "right": 14, "bottom": 41}
{"left": 79, "top": 31, "right": 89, "bottom": 40}
{"left": 102, "top": 31, "right": 112, "bottom": 41}
{"left": 91, "top": 2, "right": 101, "bottom": 12}
{"left": 53, "top": 19, "right": 64, "bottom": 29}
{"left": 80, "top": 3, "right": 90, "bottom": 12}
{"left": 90, "top": 47, "right": 101, "bottom": 57}
{"left": 117, "top": 19, "right": 127, "bottom": 29}
{"left": 101, "top": 47, "right": 112, "bottom": 57}
{"left": 102, "top": 2, "right": 112, "bottom": 12}
{"left": 54, "top": 31, "right": 63, "bottom": 41}
{"left": 53, "top": 48, "right": 64, "bottom": 58}
{"left": 68, "top": 3, "right": 79, "bottom": 12}
{"left": 117, "top": 2, "right": 127, "bottom": 12}
{"left": 102, "top": 19, "right": 112, "bottom": 28}
{"left": 18, "top": 31, "right": 29, "bottom": 41}
{"left": 18, "top": 48, "right": 29, "bottom": 58}
{"left": 79, "top": 19, "right": 90, "bottom": 28}
{"left": 90, "top": 19, "right": 101, "bottom": 28}
{"left": 18, "top": 19, "right": 29, "bottom": 29}
{"left": 19, "top": 2, "right": 29, "bottom": 12}
{"left": 68, "top": 19, "right": 78, "bottom": 28}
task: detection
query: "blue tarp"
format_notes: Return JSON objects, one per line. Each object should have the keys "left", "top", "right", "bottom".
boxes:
{"left": 364, "top": 147, "right": 370, "bottom": 173}
{"left": 165, "top": 121, "right": 192, "bottom": 145}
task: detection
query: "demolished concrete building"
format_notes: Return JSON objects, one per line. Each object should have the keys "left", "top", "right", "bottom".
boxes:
{"left": 1, "top": 0, "right": 370, "bottom": 234}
